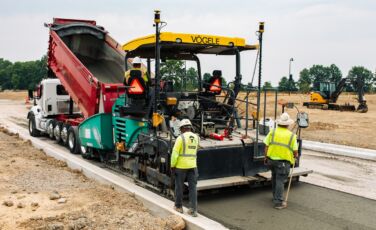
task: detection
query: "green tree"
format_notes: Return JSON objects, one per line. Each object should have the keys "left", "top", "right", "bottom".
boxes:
{"left": 298, "top": 68, "right": 312, "bottom": 93}
{"left": 310, "top": 65, "right": 329, "bottom": 86}
{"left": 203, "top": 73, "right": 211, "bottom": 83}
{"left": 347, "top": 66, "right": 375, "bottom": 93}
{"left": 327, "top": 64, "right": 342, "bottom": 84}
{"left": 297, "top": 64, "right": 342, "bottom": 92}
{"left": 160, "top": 60, "right": 185, "bottom": 90}
{"left": 0, "top": 56, "right": 47, "bottom": 90}
{"left": 185, "top": 67, "right": 198, "bottom": 90}
{"left": 0, "top": 58, "right": 13, "bottom": 90}
{"left": 278, "top": 76, "right": 289, "bottom": 92}
{"left": 262, "top": 81, "right": 273, "bottom": 90}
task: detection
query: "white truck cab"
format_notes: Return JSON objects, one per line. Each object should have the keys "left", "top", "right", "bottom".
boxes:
{"left": 28, "top": 78, "right": 80, "bottom": 140}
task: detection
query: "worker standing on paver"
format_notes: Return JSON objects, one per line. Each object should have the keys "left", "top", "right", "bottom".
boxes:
{"left": 171, "top": 119, "right": 200, "bottom": 217}
{"left": 264, "top": 112, "right": 298, "bottom": 210}
{"left": 124, "top": 56, "right": 148, "bottom": 85}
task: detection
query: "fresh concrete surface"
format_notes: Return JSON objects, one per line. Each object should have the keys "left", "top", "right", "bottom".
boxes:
{"left": 0, "top": 120, "right": 227, "bottom": 230}
{"left": 300, "top": 150, "right": 376, "bottom": 201}
{"left": 303, "top": 140, "right": 376, "bottom": 161}
{"left": 198, "top": 183, "right": 376, "bottom": 230}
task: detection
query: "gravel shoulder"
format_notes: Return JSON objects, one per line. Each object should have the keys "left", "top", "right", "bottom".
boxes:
{"left": 0, "top": 128, "right": 183, "bottom": 230}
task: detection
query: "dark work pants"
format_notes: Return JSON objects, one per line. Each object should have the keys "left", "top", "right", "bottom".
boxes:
{"left": 269, "top": 159, "right": 291, "bottom": 205}
{"left": 174, "top": 168, "right": 198, "bottom": 211}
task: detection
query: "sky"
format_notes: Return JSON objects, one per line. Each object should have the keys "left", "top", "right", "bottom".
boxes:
{"left": 0, "top": 0, "right": 375, "bottom": 85}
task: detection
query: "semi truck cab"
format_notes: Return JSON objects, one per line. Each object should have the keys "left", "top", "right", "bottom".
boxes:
{"left": 28, "top": 78, "right": 80, "bottom": 140}
{"left": 32, "top": 79, "right": 80, "bottom": 117}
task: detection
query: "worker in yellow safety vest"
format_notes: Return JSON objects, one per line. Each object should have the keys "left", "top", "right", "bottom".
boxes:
{"left": 171, "top": 119, "right": 200, "bottom": 217}
{"left": 264, "top": 112, "right": 298, "bottom": 210}
{"left": 124, "top": 56, "right": 148, "bottom": 85}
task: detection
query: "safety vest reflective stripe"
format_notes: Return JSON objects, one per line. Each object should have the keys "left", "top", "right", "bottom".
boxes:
{"left": 180, "top": 134, "right": 197, "bottom": 157}
{"left": 270, "top": 130, "right": 294, "bottom": 152}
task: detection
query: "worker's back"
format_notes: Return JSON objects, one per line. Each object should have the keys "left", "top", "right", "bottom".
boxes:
{"left": 173, "top": 131, "right": 199, "bottom": 169}
{"left": 264, "top": 126, "right": 297, "bottom": 164}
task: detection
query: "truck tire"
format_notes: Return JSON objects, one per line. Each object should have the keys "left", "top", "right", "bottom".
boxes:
{"left": 67, "top": 126, "right": 79, "bottom": 154}
{"left": 46, "top": 120, "right": 56, "bottom": 140}
{"left": 54, "top": 121, "right": 63, "bottom": 143}
{"left": 28, "top": 114, "right": 40, "bottom": 137}
{"left": 80, "top": 145, "right": 91, "bottom": 159}
{"left": 61, "top": 124, "right": 70, "bottom": 146}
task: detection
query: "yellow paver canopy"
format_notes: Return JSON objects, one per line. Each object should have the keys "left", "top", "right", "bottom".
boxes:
{"left": 122, "top": 32, "right": 258, "bottom": 59}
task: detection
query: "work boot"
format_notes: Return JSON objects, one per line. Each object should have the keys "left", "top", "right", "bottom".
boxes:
{"left": 274, "top": 203, "right": 287, "bottom": 210}
{"left": 174, "top": 206, "right": 183, "bottom": 213}
{"left": 187, "top": 209, "right": 198, "bottom": 217}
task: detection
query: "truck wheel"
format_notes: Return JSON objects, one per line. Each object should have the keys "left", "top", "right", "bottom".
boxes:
{"left": 46, "top": 120, "right": 56, "bottom": 140}
{"left": 28, "top": 114, "right": 40, "bottom": 137}
{"left": 61, "top": 124, "right": 70, "bottom": 146}
{"left": 67, "top": 126, "right": 79, "bottom": 154}
{"left": 54, "top": 121, "right": 63, "bottom": 143}
{"left": 80, "top": 145, "right": 91, "bottom": 159}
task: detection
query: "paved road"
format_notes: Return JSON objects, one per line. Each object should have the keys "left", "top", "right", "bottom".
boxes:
{"left": 198, "top": 183, "right": 376, "bottom": 230}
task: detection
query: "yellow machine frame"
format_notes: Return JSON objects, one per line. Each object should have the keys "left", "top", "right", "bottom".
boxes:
{"left": 309, "top": 92, "right": 328, "bottom": 104}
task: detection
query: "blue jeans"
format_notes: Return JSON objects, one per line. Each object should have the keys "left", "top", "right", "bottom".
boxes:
{"left": 268, "top": 159, "right": 290, "bottom": 205}
{"left": 174, "top": 168, "right": 198, "bottom": 211}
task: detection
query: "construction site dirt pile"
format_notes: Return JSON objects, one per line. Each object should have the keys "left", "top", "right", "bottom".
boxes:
{"left": 0, "top": 128, "right": 184, "bottom": 230}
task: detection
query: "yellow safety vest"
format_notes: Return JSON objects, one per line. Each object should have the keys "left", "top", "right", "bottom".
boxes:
{"left": 264, "top": 127, "right": 298, "bottom": 164}
{"left": 171, "top": 131, "right": 199, "bottom": 169}
{"left": 124, "top": 68, "right": 148, "bottom": 85}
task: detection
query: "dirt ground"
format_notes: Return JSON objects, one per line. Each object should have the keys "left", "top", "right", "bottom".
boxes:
{"left": 237, "top": 92, "right": 376, "bottom": 150}
{"left": 0, "top": 128, "right": 184, "bottom": 230}
{"left": 0, "top": 90, "right": 27, "bottom": 101}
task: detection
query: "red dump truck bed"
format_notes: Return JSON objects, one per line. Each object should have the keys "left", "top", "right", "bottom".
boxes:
{"left": 47, "top": 18, "right": 126, "bottom": 118}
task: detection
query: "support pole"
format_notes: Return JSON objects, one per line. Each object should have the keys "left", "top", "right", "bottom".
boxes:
{"left": 147, "top": 58, "right": 151, "bottom": 82}
{"left": 255, "top": 22, "right": 264, "bottom": 156}
{"left": 263, "top": 89, "right": 267, "bottom": 134}
{"left": 154, "top": 10, "right": 161, "bottom": 132}
{"left": 245, "top": 88, "right": 249, "bottom": 137}
{"left": 153, "top": 10, "right": 161, "bottom": 159}
{"left": 274, "top": 89, "right": 278, "bottom": 128}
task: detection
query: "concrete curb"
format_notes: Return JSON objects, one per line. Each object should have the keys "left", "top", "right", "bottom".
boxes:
{"left": 303, "top": 140, "right": 376, "bottom": 161}
{"left": 1, "top": 121, "right": 227, "bottom": 230}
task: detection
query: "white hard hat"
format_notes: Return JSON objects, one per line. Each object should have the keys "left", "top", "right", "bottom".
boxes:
{"left": 179, "top": 119, "right": 192, "bottom": 128}
{"left": 132, "top": 57, "right": 142, "bottom": 65}
{"left": 276, "top": 112, "right": 294, "bottom": 126}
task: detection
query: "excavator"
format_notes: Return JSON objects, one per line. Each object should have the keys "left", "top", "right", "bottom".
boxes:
{"left": 303, "top": 76, "right": 368, "bottom": 113}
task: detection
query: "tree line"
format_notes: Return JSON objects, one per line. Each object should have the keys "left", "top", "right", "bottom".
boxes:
{"left": 0, "top": 56, "right": 47, "bottom": 91}
{"left": 1, "top": 56, "right": 375, "bottom": 94}
{"left": 270, "top": 64, "right": 376, "bottom": 93}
